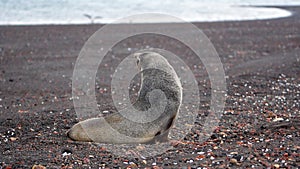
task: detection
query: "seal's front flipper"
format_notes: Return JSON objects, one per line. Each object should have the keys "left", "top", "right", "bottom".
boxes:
{"left": 155, "top": 130, "right": 170, "bottom": 142}
{"left": 145, "top": 130, "right": 170, "bottom": 144}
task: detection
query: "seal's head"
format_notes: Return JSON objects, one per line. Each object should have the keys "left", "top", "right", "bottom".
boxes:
{"left": 135, "top": 52, "right": 171, "bottom": 71}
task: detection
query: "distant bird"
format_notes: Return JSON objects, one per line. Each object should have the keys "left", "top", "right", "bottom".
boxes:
{"left": 83, "top": 14, "right": 102, "bottom": 24}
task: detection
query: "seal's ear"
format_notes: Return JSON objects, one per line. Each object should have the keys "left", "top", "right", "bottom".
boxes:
{"left": 133, "top": 53, "right": 141, "bottom": 66}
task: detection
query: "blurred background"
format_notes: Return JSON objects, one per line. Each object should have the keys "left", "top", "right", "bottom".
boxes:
{"left": 1, "top": 0, "right": 300, "bottom": 25}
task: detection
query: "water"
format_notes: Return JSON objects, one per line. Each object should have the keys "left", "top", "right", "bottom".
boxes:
{"left": 0, "top": 0, "right": 299, "bottom": 25}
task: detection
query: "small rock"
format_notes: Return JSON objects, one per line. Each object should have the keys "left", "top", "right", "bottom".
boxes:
{"left": 102, "top": 110, "right": 109, "bottom": 114}
{"left": 10, "top": 137, "right": 17, "bottom": 141}
{"left": 196, "top": 155, "right": 205, "bottom": 160}
{"left": 32, "top": 164, "right": 46, "bottom": 169}
{"left": 129, "top": 162, "right": 137, "bottom": 168}
{"left": 210, "top": 133, "right": 218, "bottom": 139}
{"left": 273, "top": 117, "right": 284, "bottom": 122}
{"left": 219, "top": 132, "right": 227, "bottom": 137}
{"left": 273, "top": 164, "right": 280, "bottom": 168}
{"left": 61, "top": 148, "right": 72, "bottom": 157}
{"left": 230, "top": 158, "right": 239, "bottom": 165}
{"left": 152, "top": 166, "right": 161, "bottom": 169}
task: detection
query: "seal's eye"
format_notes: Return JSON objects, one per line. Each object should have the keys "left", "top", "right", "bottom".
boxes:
{"left": 136, "top": 59, "right": 140, "bottom": 65}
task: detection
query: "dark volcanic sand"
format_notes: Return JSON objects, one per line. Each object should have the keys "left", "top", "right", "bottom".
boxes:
{"left": 1, "top": 6, "right": 299, "bottom": 168}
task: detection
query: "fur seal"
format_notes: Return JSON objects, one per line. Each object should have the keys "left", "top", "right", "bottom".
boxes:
{"left": 67, "top": 52, "right": 182, "bottom": 144}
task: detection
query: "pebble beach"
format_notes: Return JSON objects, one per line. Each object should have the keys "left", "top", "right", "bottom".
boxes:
{"left": 0, "top": 6, "right": 299, "bottom": 168}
